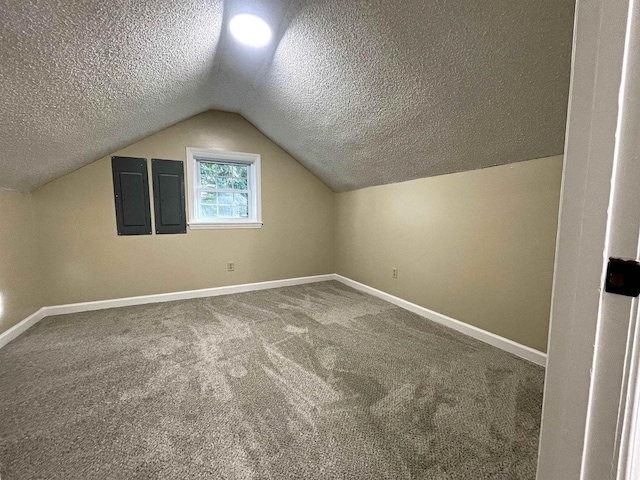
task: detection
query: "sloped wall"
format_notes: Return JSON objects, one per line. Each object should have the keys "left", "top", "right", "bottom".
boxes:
{"left": 0, "top": 189, "right": 43, "bottom": 333}
{"left": 32, "top": 111, "right": 335, "bottom": 306}
{"left": 335, "top": 156, "right": 563, "bottom": 352}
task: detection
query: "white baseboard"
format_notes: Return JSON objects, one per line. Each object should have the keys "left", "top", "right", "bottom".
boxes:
{"left": 43, "top": 274, "right": 335, "bottom": 317}
{"left": 0, "top": 308, "right": 47, "bottom": 349}
{"left": 0, "top": 274, "right": 334, "bottom": 349}
{"left": 333, "top": 274, "right": 547, "bottom": 366}
{"left": 0, "top": 273, "right": 547, "bottom": 367}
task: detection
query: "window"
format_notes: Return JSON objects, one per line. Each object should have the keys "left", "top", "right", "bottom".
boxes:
{"left": 186, "top": 148, "right": 262, "bottom": 229}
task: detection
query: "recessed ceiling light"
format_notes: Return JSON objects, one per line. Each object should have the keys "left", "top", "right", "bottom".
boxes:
{"left": 229, "top": 14, "right": 272, "bottom": 48}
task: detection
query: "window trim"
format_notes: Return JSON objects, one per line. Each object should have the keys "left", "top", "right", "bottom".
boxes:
{"left": 186, "top": 148, "right": 262, "bottom": 229}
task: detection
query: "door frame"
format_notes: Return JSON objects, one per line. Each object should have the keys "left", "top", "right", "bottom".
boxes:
{"left": 537, "top": 0, "right": 640, "bottom": 478}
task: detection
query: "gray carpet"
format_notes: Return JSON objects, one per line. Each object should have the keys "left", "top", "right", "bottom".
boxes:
{"left": 0, "top": 281, "right": 544, "bottom": 479}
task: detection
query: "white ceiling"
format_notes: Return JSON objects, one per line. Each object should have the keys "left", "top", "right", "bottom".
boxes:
{"left": 0, "top": 0, "right": 575, "bottom": 192}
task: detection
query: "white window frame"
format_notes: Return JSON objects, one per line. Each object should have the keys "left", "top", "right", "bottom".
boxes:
{"left": 186, "top": 148, "right": 262, "bottom": 229}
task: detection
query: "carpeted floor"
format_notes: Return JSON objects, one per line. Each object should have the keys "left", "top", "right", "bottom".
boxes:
{"left": 0, "top": 281, "right": 544, "bottom": 479}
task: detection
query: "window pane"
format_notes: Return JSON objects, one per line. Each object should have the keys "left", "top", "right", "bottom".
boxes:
{"left": 215, "top": 176, "right": 233, "bottom": 189}
{"left": 199, "top": 192, "right": 217, "bottom": 218}
{"left": 218, "top": 193, "right": 234, "bottom": 205}
{"left": 233, "top": 178, "right": 247, "bottom": 189}
{"left": 233, "top": 165, "right": 248, "bottom": 179}
{"left": 234, "top": 193, "right": 248, "bottom": 206}
{"left": 201, "top": 191, "right": 217, "bottom": 204}
{"left": 218, "top": 205, "right": 233, "bottom": 217}
{"left": 199, "top": 162, "right": 217, "bottom": 188}
{"left": 200, "top": 204, "right": 218, "bottom": 218}
{"left": 235, "top": 205, "right": 249, "bottom": 217}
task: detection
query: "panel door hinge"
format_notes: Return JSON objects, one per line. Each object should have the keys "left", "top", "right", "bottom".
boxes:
{"left": 605, "top": 258, "right": 640, "bottom": 297}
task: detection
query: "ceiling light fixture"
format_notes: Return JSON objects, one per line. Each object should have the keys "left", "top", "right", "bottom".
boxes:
{"left": 229, "top": 14, "right": 272, "bottom": 48}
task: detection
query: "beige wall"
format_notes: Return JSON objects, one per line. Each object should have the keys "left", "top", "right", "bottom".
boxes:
{"left": 3, "top": 110, "right": 561, "bottom": 353}
{"left": 32, "top": 111, "right": 335, "bottom": 306}
{"left": 0, "top": 189, "right": 43, "bottom": 333}
{"left": 335, "top": 156, "right": 563, "bottom": 352}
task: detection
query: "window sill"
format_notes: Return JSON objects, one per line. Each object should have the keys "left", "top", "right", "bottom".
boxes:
{"left": 188, "top": 222, "right": 263, "bottom": 230}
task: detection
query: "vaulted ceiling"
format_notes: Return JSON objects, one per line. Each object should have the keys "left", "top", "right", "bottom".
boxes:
{"left": 0, "top": 0, "right": 575, "bottom": 192}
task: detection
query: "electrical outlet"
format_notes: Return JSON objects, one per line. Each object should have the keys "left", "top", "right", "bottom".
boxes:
{"left": 392, "top": 267, "right": 398, "bottom": 279}
{"left": 227, "top": 261, "right": 235, "bottom": 272}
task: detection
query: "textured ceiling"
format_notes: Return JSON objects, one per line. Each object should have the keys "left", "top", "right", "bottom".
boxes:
{"left": 0, "top": 0, "right": 575, "bottom": 192}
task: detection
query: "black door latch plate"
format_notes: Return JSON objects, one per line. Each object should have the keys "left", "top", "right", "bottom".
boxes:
{"left": 605, "top": 258, "right": 640, "bottom": 297}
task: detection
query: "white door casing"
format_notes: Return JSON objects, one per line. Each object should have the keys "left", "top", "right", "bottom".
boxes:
{"left": 537, "top": 0, "right": 640, "bottom": 479}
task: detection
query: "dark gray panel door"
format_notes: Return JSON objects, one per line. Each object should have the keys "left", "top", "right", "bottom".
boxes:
{"left": 111, "top": 156, "right": 152, "bottom": 235}
{"left": 152, "top": 159, "right": 186, "bottom": 234}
